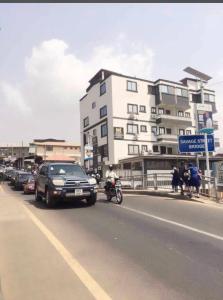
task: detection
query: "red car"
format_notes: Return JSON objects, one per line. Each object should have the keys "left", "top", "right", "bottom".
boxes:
{"left": 23, "top": 175, "right": 36, "bottom": 194}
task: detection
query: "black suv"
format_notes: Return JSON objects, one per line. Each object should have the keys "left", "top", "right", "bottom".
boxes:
{"left": 35, "top": 163, "right": 97, "bottom": 207}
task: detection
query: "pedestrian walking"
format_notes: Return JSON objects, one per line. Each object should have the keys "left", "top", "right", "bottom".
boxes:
{"left": 171, "top": 166, "right": 180, "bottom": 192}
{"left": 179, "top": 162, "right": 189, "bottom": 195}
{"left": 188, "top": 163, "right": 201, "bottom": 198}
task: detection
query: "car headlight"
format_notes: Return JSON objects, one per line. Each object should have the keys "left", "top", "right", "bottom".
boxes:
{"left": 52, "top": 179, "right": 65, "bottom": 186}
{"left": 88, "top": 178, "right": 96, "bottom": 185}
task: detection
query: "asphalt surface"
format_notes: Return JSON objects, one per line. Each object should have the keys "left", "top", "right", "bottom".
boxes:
{"left": 0, "top": 183, "right": 223, "bottom": 300}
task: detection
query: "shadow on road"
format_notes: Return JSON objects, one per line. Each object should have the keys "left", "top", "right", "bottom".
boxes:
{"left": 25, "top": 198, "right": 92, "bottom": 210}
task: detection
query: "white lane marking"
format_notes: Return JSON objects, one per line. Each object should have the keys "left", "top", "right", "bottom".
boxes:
{"left": 23, "top": 205, "right": 111, "bottom": 300}
{"left": 120, "top": 205, "right": 223, "bottom": 242}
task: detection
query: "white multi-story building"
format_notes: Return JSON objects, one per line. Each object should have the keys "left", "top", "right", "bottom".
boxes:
{"left": 80, "top": 69, "right": 218, "bottom": 172}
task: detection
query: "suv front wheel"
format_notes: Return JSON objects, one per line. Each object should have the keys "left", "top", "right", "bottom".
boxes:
{"left": 45, "top": 189, "right": 56, "bottom": 208}
{"left": 86, "top": 194, "right": 97, "bottom": 206}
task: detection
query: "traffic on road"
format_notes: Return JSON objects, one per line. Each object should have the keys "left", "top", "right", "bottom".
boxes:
{"left": 0, "top": 165, "right": 223, "bottom": 300}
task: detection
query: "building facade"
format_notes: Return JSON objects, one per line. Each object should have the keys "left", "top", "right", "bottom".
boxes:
{"left": 0, "top": 145, "right": 29, "bottom": 162}
{"left": 29, "top": 139, "right": 81, "bottom": 163}
{"left": 80, "top": 69, "right": 218, "bottom": 172}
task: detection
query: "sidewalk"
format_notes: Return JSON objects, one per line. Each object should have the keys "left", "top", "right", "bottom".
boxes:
{"left": 98, "top": 188, "right": 223, "bottom": 207}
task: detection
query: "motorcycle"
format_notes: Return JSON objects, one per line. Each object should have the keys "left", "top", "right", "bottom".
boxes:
{"left": 105, "top": 178, "right": 123, "bottom": 205}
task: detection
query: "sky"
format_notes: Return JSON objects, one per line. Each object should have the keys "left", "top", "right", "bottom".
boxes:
{"left": 0, "top": 3, "right": 223, "bottom": 148}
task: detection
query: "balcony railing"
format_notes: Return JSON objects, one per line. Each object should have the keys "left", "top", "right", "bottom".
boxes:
{"left": 156, "top": 114, "right": 192, "bottom": 126}
{"left": 156, "top": 134, "right": 178, "bottom": 142}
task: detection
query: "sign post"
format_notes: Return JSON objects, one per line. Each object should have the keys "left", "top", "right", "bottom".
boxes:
{"left": 178, "top": 134, "right": 214, "bottom": 153}
{"left": 204, "top": 133, "right": 210, "bottom": 177}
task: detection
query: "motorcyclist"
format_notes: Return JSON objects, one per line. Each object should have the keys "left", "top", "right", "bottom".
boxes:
{"left": 105, "top": 165, "right": 118, "bottom": 192}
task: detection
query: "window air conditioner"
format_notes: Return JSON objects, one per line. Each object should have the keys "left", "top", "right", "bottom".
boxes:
{"left": 129, "top": 114, "right": 135, "bottom": 120}
{"left": 141, "top": 151, "right": 149, "bottom": 156}
{"left": 133, "top": 134, "right": 138, "bottom": 140}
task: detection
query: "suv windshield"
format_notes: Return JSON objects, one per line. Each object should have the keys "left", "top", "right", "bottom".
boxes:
{"left": 49, "top": 164, "right": 86, "bottom": 177}
{"left": 19, "top": 174, "right": 31, "bottom": 180}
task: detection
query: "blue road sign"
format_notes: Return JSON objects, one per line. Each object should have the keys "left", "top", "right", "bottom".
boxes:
{"left": 178, "top": 135, "right": 215, "bottom": 153}
{"left": 198, "top": 128, "right": 214, "bottom": 134}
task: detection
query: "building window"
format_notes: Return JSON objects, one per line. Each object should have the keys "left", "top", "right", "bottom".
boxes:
{"left": 178, "top": 111, "right": 184, "bottom": 117}
{"left": 176, "top": 88, "right": 188, "bottom": 97}
{"left": 128, "top": 144, "right": 139, "bottom": 155}
{"left": 158, "top": 108, "right": 164, "bottom": 115}
{"left": 92, "top": 102, "right": 96, "bottom": 109}
{"left": 83, "top": 117, "right": 89, "bottom": 128}
{"left": 204, "top": 93, "right": 215, "bottom": 102}
{"left": 100, "top": 144, "right": 108, "bottom": 158}
{"left": 167, "top": 147, "right": 172, "bottom": 154}
{"left": 100, "top": 82, "right": 106, "bottom": 96}
{"left": 185, "top": 112, "right": 190, "bottom": 118}
{"left": 179, "top": 129, "right": 185, "bottom": 135}
{"left": 127, "top": 104, "right": 138, "bottom": 114}
{"left": 101, "top": 123, "right": 108, "bottom": 137}
{"left": 160, "top": 85, "right": 168, "bottom": 93}
{"left": 142, "top": 145, "right": 148, "bottom": 152}
{"left": 160, "top": 85, "right": 175, "bottom": 95}
{"left": 160, "top": 146, "right": 166, "bottom": 154}
{"left": 153, "top": 145, "right": 159, "bottom": 152}
{"left": 151, "top": 107, "right": 156, "bottom": 114}
{"left": 198, "top": 114, "right": 204, "bottom": 122}
{"left": 166, "top": 128, "right": 172, "bottom": 134}
{"left": 139, "top": 105, "right": 146, "bottom": 113}
{"left": 127, "top": 80, "right": 137, "bottom": 92}
{"left": 159, "top": 127, "right": 165, "bottom": 135}
{"left": 100, "top": 105, "right": 107, "bottom": 118}
{"left": 148, "top": 85, "right": 155, "bottom": 95}
{"left": 140, "top": 125, "right": 147, "bottom": 132}
{"left": 151, "top": 126, "right": 157, "bottom": 134}
{"left": 93, "top": 129, "right": 97, "bottom": 136}
{"left": 166, "top": 110, "right": 171, "bottom": 115}
{"left": 186, "top": 130, "right": 191, "bottom": 135}
{"left": 127, "top": 124, "right": 138, "bottom": 134}
{"left": 46, "top": 145, "right": 53, "bottom": 151}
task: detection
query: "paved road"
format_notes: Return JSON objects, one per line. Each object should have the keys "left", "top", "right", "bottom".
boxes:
{"left": 0, "top": 183, "right": 223, "bottom": 300}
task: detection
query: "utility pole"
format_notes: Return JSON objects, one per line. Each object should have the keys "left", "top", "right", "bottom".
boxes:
{"left": 200, "top": 80, "right": 211, "bottom": 178}
{"left": 183, "top": 67, "right": 212, "bottom": 175}
{"left": 21, "top": 140, "right": 24, "bottom": 169}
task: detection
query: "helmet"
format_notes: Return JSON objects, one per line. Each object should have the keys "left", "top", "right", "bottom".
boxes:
{"left": 109, "top": 164, "right": 113, "bottom": 171}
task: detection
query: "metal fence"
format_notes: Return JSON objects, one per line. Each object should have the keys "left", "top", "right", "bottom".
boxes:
{"left": 100, "top": 173, "right": 219, "bottom": 201}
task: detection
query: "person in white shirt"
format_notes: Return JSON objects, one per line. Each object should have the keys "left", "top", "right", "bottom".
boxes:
{"left": 105, "top": 165, "right": 118, "bottom": 191}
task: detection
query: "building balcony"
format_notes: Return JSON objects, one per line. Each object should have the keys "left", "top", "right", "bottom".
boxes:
{"left": 156, "top": 114, "right": 192, "bottom": 126}
{"left": 156, "top": 134, "right": 178, "bottom": 143}
{"left": 158, "top": 93, "right": 190, "bottom": 109}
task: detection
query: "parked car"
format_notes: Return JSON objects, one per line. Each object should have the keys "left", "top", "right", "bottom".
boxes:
{"left": 5, "top": 168, "right": 15, "bottom": 181}
{"left": 35, "top": 163, "right": 97, "bottom": 207}
{"left": 23, "top": 174, "right": 36, "bottom": 194}
{"left": 14, "top": 171, "right": 32, "bottom": 190}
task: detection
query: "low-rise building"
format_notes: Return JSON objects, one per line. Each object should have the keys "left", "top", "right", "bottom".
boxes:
{"left": 29, "top": 139, "right": 81, "bottom": 163}
{"left": 0, "top": 144, "right": 29, "bottom": 167}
